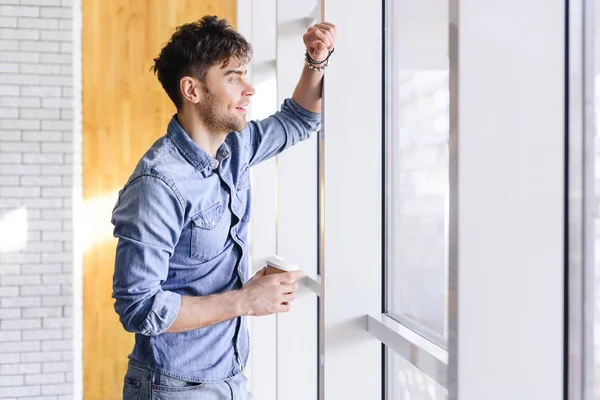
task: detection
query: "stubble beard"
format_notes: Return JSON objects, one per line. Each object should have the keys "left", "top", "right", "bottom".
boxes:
{"left": 200, "top": 87, "right": 246, "bottom": 137}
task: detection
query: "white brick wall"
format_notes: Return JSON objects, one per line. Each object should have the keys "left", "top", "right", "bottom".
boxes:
{"left": 0, "top": 0, "right": 78, "bottom": 398}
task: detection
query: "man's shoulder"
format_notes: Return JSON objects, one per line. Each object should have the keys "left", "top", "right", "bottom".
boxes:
{"left": 130, "top": 134, "right": 197, "bottom": 185}
{"left": 225, "top": 125, "right": 253, "bottom": 162}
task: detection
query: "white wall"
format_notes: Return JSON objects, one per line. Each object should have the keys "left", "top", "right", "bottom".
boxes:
{"left": 0, "top": 0, "right": 79, "bottom": 398}
{"left": 454, "top": 1, "right": 565, "bottom": 399}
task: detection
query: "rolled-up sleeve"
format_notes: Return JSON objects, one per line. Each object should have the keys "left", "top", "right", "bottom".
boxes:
{"left": 246, "top": 97, "right": 322, "bottom": 167}
{"left": 111, "top": 174, "right": 184, "bottom": 336}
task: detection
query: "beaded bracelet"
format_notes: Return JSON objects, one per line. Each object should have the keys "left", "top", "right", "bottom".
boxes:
{"left": 305, "top": 48, "right": 335, "bottom": 65}
{"left": 306, "top": 59, "right": 328, "bottom": 72}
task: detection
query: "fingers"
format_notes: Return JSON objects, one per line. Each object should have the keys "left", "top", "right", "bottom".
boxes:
{"left": 278, "top": 303, "right": 291, "bottom": 313}
{"left": 288, "top": 270, "right": 305, "bottom": 281}
{"left": 281, "top": 281, "right": 299, "bottom": 293}
{"left": 313, "top": 25, "right": 333, "bottom": 43}
{"left": 315, "top": 22, "right": 337, "bottom": 42}
{"left": 319, "top": 21, "right": 337, "bottom": 31}
{"left": 309, "top": 27, "right": 331, "bottom": 49}
{"left": 275, "top": 270, "right": 304, "bottom": 283}
{"left": 306, "top": 26, "right": 335, "bottom": 53}
{"left": 248, "top": 267, "right": 266, "bottom": 282}
{"left": 314, "top": 22, "right": 336, "bottom": 33}
{"left": 321, "top": 30, "right": 334, "bottom": 51}
{"left": 304, "top": 22, "right": 337, "bottom": 58}
{"left": 281, "top": 292, "right": 295, "bottom": 303}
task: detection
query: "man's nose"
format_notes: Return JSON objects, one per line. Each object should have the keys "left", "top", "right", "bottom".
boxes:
{"left": 244, "top": 83, "right": 256, "bottom": 96}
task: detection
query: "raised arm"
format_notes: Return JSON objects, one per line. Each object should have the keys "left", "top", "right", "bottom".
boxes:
{"left": 241, "top": 22, "right": 337, "bottom": 167}
{"left": 292, "top": 22, "right": 338, "bottom": 113}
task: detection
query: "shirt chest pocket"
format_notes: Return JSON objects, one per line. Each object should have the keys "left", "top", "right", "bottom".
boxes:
{"left": 190, "top": 202, "right": 228, "bottom": 263}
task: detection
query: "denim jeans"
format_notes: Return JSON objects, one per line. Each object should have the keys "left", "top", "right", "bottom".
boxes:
{"left": 123, "top": 360, "right": 255, "bottom": 400}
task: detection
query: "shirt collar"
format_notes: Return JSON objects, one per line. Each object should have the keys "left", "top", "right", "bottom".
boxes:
{"left": 166, "top": 115, "right": 230, "bottom": 171}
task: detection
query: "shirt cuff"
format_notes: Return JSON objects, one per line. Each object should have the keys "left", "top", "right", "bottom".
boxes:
{"left": 139, "top": 290, "right": 182, "bottom": 336}
{"left": 286, "top": 97, "right": 322, "bottom": 121}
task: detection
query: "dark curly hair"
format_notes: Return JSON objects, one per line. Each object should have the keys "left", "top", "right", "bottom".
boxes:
{"left": 152, "top": 16, "right": 253, "bottom": 109}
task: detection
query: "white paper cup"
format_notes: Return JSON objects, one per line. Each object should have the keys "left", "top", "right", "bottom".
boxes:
{"left": 265, "top": 255, "right": 298, "bottom": 281}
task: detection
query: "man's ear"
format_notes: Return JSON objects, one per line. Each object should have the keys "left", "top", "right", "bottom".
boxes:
{"left": 180, "top": 76, "right": 201, "bottom": 105}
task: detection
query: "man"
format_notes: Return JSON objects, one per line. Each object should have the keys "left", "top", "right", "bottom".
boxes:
{"left": 112, "top": 15, "right": 337, "bottom": 399}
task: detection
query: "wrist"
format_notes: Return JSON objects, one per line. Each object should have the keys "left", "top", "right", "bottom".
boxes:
{"left": 306, "top": 60, "right": 327, "bottom": 72}
{"left": 305, "top": 48, "right": 335, "bottom": 72}
{"left": 232, "top": 287, "right": 250, "bottom": 317}
{"left": 305, "top": 48, "right": 334, "bottom": 64}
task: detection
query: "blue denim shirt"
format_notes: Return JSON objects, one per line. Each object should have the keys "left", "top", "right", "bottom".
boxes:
{"left": 111, "top": 98, "right": 320, "bottom": 383}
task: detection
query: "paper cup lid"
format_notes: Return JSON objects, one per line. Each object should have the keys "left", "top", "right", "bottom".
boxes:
{"left": 266, "top": 255, "right": 298, "bottom": 272}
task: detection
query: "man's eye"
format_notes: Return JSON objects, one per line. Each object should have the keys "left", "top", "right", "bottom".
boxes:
{"left": 231, "top": 78, "right": 240, "bottom": 83}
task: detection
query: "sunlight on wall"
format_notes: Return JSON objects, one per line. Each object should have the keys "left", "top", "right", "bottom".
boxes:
{"left": 81, "top": 191, "right": 119, "bottom": 252}
{"left": 0, "top": 207, "right": 28, "bottom": 253}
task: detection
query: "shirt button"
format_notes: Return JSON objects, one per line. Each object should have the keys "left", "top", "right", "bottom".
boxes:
{"left": 222, "top": 150, "right": 229, "bottom": 158}
{"left": 211, "top": 221, "right": 216, "bottom": 226}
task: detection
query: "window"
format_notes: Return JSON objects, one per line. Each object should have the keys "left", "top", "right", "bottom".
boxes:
{"left": 389, "top": 354, "right": 447, "bottom": 400}
{"left": 385, "top": 0, "right": 450, "bottom": 398}
{"left": 386, "top": 0, "right": 449, "bottom": 342}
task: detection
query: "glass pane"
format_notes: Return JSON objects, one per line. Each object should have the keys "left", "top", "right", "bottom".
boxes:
{"left": 388, "top": 349, "right": 447, "bottom": 400}
{"left": 386, "top": 0, "right": 450, "bottom": 339}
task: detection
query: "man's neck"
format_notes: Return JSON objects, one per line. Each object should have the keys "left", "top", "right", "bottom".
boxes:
{"left": 176, "top": 109, "right": 225, "bottom": 159}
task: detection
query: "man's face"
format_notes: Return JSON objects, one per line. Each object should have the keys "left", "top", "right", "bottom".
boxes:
{"left": 197, "top": 58, "right": 255, "bottom": 135}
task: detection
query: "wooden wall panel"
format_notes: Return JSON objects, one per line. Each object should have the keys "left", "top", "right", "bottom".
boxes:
{"left": 82, "top": 2, "right": 236, "bottom": 398}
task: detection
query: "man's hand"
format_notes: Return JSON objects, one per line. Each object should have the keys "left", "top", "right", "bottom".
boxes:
{"left": 303, "top": 22, "right": 338, "bottom": 63}
{"left": 240, "top": 267, "right": 304, "bottom": 317}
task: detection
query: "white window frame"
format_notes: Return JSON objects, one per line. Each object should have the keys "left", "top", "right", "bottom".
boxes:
{"left": 566, "top": 0, "right": 595, "bottom": 399}
{"left": 320, "top": 0, "right": 384, "bottom": 398}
